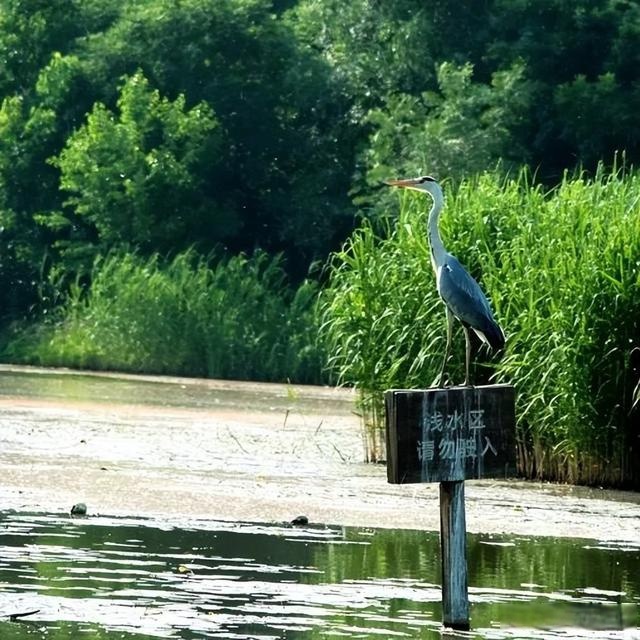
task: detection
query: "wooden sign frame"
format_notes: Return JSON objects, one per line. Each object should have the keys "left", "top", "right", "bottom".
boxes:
{"left": 385, "top": 385, "right": 516, "bottom": 484}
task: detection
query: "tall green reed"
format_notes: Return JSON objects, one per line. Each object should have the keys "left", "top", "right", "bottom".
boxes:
{"left": 321, "top": 208, "right": 444, "bottom": 461}
{"left": 7, "top": 250, "right": 326, "bottom": 384}
{"left": 322, "top": 168, "right": 640, "bottom": 485}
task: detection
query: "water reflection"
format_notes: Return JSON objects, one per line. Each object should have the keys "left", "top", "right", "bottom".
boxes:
{"left": 0, "top": 368, "right": 352, "bottom": 415}
{"left": 0, "top": 512, "right": 637, "bottom": 639}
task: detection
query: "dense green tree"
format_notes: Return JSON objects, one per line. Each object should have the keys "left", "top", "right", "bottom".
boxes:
{"left": 52, "top": 71, "right": 227, "bottom": 255}
{"left": 0, "top": 0, "right": 356, "bottom": 321}
{"left": 0, "top": 0, "right": 122, "bottom": 319}
{"left": 0, "top": 52, "right": 97, "bottom": 318}
{"left": 76, "top": 0, "right": 355, "bottom": 271}
{"left": 554, "top": 73, "right": 640, "bottom": 169}
{"left": 0, "top": 0, "right": 83, "bottom": 95}
{"left": 358, "top": 61, "right": 532, "bottom": 206}
{"left": 486, "top": 0, "right": 640, "bottom": 175}
{"left": 288, "top": 0, "right": 492, "bottom": 114}
{"left": 293, "top": 0, "right": 640, "bottom": 185}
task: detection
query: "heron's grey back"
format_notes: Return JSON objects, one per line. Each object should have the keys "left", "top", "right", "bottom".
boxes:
{"left": 437, "top": 254, "right": 504, "bottom": 349}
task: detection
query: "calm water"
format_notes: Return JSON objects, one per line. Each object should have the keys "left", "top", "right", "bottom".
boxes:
{"left": 0, "top": 512, "right": 637, "bottom": 639}
{"left": 0, "top": 369, "right": 353, "bottom": 415}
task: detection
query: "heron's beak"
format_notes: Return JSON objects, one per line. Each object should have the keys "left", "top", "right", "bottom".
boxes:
{"left": 385, "top": 178, "right": 422, "bottom": 189}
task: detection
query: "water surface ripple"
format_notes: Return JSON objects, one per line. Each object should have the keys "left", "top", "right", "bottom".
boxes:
{"left": 0, "top": 512, "right": 637, "bottom": 639}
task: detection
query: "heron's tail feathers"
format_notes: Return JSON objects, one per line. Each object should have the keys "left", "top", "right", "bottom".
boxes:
{"left": 486, "top": 321, "right": 505, "bottom": 351}
{"left": 474, "top": 320, "right": 505, "bottom": 352}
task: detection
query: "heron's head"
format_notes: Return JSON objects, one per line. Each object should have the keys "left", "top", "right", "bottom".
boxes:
{"left": 385, "top": 175, "right": 441, "bottom": 196}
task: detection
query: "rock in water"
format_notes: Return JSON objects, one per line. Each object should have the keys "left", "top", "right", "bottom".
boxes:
{"left": 70, "top": 503, "right": 87, "bottom": 516}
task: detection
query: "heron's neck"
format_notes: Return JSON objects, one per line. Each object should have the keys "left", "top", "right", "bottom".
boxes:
{"left": 427, "top": 187, "right": 446, "bottom": 268}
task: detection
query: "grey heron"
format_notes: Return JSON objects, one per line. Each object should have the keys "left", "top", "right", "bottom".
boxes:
{"left": 386, "top": 175, "right": 504, "bottom": 386}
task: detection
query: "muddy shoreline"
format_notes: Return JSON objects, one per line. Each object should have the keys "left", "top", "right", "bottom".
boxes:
{"left": 0, "top": 364, "right": 639, "bottom": 544}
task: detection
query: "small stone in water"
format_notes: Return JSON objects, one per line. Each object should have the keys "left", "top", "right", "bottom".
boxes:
{"left": 70, "top": 503, "right": 87, "bottom": 516}
{"left": 291, "top": 515, "right": 309, "bottom": 526}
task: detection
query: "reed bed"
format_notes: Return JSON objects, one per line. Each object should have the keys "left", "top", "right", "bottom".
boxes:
{"left": 322, "top": 168, "right": 640, "bottom": 486}
{"left": 7, "top": 250, "right": 326, "bottom": 384}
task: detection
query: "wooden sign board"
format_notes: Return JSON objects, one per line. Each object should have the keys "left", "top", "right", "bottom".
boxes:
{"left": 385, "top": 385, "right": 516, "bottom": 484}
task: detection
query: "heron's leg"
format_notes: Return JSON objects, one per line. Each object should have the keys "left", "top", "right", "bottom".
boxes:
{"left": 463, "top": 325, "right": 472, "bottom": 387}
{"left": 439, "top": 307, "right": 454, "bottom": 387}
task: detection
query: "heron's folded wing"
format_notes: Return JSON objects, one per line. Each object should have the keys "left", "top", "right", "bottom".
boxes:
{"left": 438, "top": 255, "right": 495, "bottom": 327}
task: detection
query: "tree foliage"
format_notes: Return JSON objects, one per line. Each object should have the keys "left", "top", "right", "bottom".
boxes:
{"left": 359, "top": 61, "right": 532, "bottom": 207}
{"left": 53, "top": 71, "right": 226, "bottom": 254}
{"left": 76, "top": 0, "right": 355, "bottom": 266}
{"left": 292, "top": 0, "right": 640, "bottom": 187}
{"left": 0, "top": 0, "right": 356, "bottom": 321}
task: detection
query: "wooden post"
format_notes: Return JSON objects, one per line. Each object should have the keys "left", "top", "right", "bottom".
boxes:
{"left": 439, "top": 481, "right": 469, "bottom": 630}
{"left": 385, "top": 385, "right": 516, "bottom": 631}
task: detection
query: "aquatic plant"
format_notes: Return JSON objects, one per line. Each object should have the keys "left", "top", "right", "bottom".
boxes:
{"left": 6, "top": 250, "right": 327, "bottom": 384}
{"left": 322, "top": 167, "right": 640, "bottom": 486}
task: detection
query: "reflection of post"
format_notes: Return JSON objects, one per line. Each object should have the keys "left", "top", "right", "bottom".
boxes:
{"left": 439, "top": 480, "right": 469, "bottom": 630}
